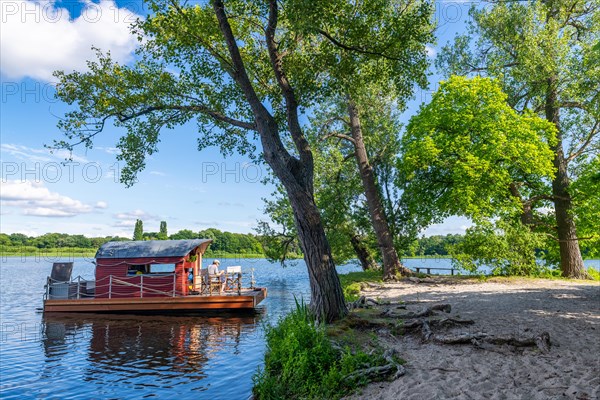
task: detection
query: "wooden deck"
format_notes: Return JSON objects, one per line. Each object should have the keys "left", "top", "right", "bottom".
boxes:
{"left": 43, "top": 288, "right": 267, "bottom": 313}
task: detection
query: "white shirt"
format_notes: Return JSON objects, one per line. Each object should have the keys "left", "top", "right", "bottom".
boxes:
{"left": 207, "top": 263, "right": 219, "bottom": 275}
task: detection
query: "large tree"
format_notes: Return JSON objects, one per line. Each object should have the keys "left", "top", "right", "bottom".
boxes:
{"left": 258, "top": 94, "right": 423, "bottom": 273}
{"left": 133, "top": 219, "right": 144, "bottom": 241}
{"left": 399, "top": 76, "right": 558, "bottom": 272}
{"left": 285, "top": 1, "right": 433, "bottom": 279}
{"left": 158, "top": 221, "right": 168, "bottom": 240}
{"left": 54, "top": 0, "right": 348, "bottom": 321}
{"left": 437, "top": 0, "right": 599, "bottom": 278}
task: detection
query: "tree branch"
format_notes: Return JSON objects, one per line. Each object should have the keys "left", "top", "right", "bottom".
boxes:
{"left": 169, "top": 0, "right": 236, "bottom": 75}
{"left": 316, "top": 29, "right": 405, "bottom": 61}
{"left": 567, "top": 120, "right": 599, "bottom": 163}
{"left": 117, "top": 104, "right": 256, "bottom": 131}
{"left": 265, "top": 0, "right": 313, "bottom": 171}
{"left": 321, "top": 132, "right": 356, "bottom": 144}
{"left": 212, "top": 0, "right": 268, "bottom": 119}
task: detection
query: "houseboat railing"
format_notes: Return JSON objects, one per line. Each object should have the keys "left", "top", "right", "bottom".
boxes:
{"left": 45, "top": 273, "right": 179, "bottom": 300}
{"left": 108, "top": 275, "right": 177, "bottom": 297}
{"left": 44, "top": 275, "right": 95, "bottom": 300}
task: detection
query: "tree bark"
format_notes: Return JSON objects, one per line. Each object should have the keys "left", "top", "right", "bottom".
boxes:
{"left": 350, "top": 234, "right": 379, "bottom": 271}
{"left": 213, "top": 0, "right": 348, "bottom": 321}
{"left": 347, "top": 97, "right": 412, "bottom": 279}
{"left": 284, "top": 186, "right": 348, "bottom": 321}
{"left": 545, "top": 77, "right": 588, "bottom": 279}
{"left": 509, "top": 183, "right": 534, "bottom": 226}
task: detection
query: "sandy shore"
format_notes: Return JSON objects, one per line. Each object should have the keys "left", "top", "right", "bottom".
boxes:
{"left": 344, "top": 278, "right": 600, "bottom": 400}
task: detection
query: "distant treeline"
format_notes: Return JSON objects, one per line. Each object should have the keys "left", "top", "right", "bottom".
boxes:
{"left": 0, "top": 229, "right": 263, "bottom": 256}
{"left": 0, "top": 232, "right": 129, "bottom": 249}
{"left": 1, "top": 231, "right": 467, "bottom": 257}
{"left": 407, "top": 234, "right": 464, "bottom": 257}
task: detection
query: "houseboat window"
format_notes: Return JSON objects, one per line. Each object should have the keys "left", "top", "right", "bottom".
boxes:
{"left": 149, "top": 264, "right": 176, "bottom": 274}
{"left": 127, "top": 265, "right": 148, "bottom": 275}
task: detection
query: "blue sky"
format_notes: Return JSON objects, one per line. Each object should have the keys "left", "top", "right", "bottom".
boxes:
{"left": 1, "top": 0, "right": 473, "bottom": 238}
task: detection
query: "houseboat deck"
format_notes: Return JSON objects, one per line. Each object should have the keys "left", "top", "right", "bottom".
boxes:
{"left": 43, "top": 288, "right": 267, "bottom": 313}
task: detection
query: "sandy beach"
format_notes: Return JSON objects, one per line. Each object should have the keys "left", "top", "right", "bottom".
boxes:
{"left": 344, "top": 278, "right": 600, "bottom": 400}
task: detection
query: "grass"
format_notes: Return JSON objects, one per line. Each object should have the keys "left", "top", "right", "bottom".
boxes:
{"left": 337, "top": 270, "right": 383, "bottom": 302}
{"left": 0, "top": 246, "right": 98, "bottom": 258}
{"left": 253, "top": 300, "right": 393, "bottom": 400}
{"left": 586, "top": 267, "right": 600, "bottom": 281}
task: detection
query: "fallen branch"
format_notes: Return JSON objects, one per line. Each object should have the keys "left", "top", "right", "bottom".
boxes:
{"left": 432, "top": 332, "right": 551, "bottom": 353}
{"left": 393, "top": 303, "right": 452, "bottom": 319}
{"left": 402, "top": 317, "right": 474, "bottom": 332}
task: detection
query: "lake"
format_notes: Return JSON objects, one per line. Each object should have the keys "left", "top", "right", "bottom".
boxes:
{"left": 1, "top": 256, "right": 598, "bottom": 399}
{"left": 0, "top": 256, "right": 362, "bottom": 400}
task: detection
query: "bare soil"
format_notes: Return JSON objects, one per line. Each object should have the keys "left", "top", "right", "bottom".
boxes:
{"left": 343, "top": 278, "right": 600, "bottom": 400}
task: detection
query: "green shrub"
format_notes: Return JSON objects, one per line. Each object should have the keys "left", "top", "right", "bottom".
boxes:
{"left": 588, "top": 267, "right": 600, "bottom": 281}
{"left": 338, "top": 270, "right": 383, "bottom": 302}
{"left": 253, "top": 300, "right": 388, "bottom": 399}
{"left": 449, "top": 219, "right": 547, "bottom": 276}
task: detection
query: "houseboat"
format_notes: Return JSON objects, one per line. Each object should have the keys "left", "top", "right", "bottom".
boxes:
{"left": 43, "top": 239, "right": 267, "bottom": 313}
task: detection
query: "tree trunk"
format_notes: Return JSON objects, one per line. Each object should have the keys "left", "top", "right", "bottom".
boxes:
{"left": 347, "top": 98, "right": 412, "bottom": 279}
{"left": 214, "top": 0, "right": 348, "bottom": 321}
{"left": 283, "top": 177, "right": 349, "bottom": 322}
{"left": 509, "top": 183, "right": 534, "bottom": 226}
{"left": 258, "top": 118, "right": 348, "bottom": 322}
{"left": 350, "top": 234, "right": 380, "bottom": 271}
{"left": 545, "top": 77, "right": 588, "bottom": 279}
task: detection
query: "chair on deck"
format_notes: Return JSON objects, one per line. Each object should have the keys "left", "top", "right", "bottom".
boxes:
{"left": 201, "top": 269, "right": 223, "bottom": 295}
{"left": 225, "top": 266, "right": 242, "bottom": 295}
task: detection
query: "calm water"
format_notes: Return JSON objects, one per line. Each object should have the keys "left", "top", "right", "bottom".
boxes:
{"left": 1, "top": 256, "right": 598, "bottom": 399}
{"left": 0, "top": 257, "right": 362, "bottom": 400}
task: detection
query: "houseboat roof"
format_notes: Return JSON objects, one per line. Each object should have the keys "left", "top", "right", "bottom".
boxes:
{"left": 95, "top": 239, "right": 212, "bottom": 259}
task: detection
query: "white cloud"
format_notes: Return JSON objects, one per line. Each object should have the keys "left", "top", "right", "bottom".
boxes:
{"left": 112, "top": 209, "right": 158, "bottom": 227}
{"left": 113, "top": 219, "right": 137, "bottom": 228}
{"left": 96, "top": 146, "right": 120, "bottom": 155}
{"left": 23, "top": 207, "right": 77, "bottom": 217}
{"left": 149, "top": 171, "right": 167, "bottom": 176}
{"left": 1, "top": 179, "right": 105, "bottom": 217}
{"left": 1, "top": 143, "right": 88, "bottom": 163}
{"left": 426, "top": 45, "right": 437, "bottom": 58}
{"left": 422, "top": 216, "right": 472, "bottom": 237}
{"left": 217, "top": 201, "right": 244, "bottom": 207}
{"left": 1, "top": 0, "right": 140, "bottom": 81}
{"left": 95, "top": 201, "right": 108, "bottom": 209}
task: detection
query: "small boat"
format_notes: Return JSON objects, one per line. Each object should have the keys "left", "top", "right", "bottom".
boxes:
{"left": 43, "top": 239, "right": 267, "bottom": 314}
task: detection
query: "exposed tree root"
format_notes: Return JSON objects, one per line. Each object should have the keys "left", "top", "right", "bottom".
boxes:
{"left": 399, "top": 303, "right": 452, "bottom": 319}
{"left": 348, "top": 297, "right": 551, "bottom": 354}
{"left": 342, "top": 349, "right": 405, "bottom": 383}
{"left": 348, "top": 295, "right": 380, "bottom": 310}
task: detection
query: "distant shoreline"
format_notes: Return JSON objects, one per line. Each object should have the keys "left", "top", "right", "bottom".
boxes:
{"left": 2, "top": 250, "right": 598, "bottom": 266}
{"left": 0, "top": 248, "right": 266, "bottom": 259}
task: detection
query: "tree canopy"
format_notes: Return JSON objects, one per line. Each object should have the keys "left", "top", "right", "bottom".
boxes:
{"left": 436, "top": 0, "right": 599, "bottom": 277}
{"left": 400, "top": 76, "right": 557, "bottom": 223}
{"left": 51, "top": 0, "right": 433, "bottom": 321}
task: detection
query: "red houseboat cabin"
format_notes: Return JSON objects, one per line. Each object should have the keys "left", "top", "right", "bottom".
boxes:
{"left": 94, "top": 239, "right": 212, "bottom": 298}
{"left": 42, "top": 239, "right": 267, "bottom": 313}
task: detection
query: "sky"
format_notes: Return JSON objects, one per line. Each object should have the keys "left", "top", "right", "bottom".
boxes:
{"left": 0, "top": 0, "right": 474, "bottom": 238}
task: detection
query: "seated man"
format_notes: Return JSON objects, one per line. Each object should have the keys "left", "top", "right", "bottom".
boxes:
{"left": 207, "top": 260, "right": 225, "bottom": 292}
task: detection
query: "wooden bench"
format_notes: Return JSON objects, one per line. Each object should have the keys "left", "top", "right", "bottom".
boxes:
{"left": 414, "top": 267, "right": 456, "bottom": 275}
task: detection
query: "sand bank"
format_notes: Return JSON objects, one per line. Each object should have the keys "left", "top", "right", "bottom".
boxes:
{"left": 344, "top": 278, "right": 600, "bottom": 400}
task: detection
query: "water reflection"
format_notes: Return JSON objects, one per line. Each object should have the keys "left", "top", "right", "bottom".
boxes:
{"left": 41, "top": 313, "right": 263, "bottom": 397}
